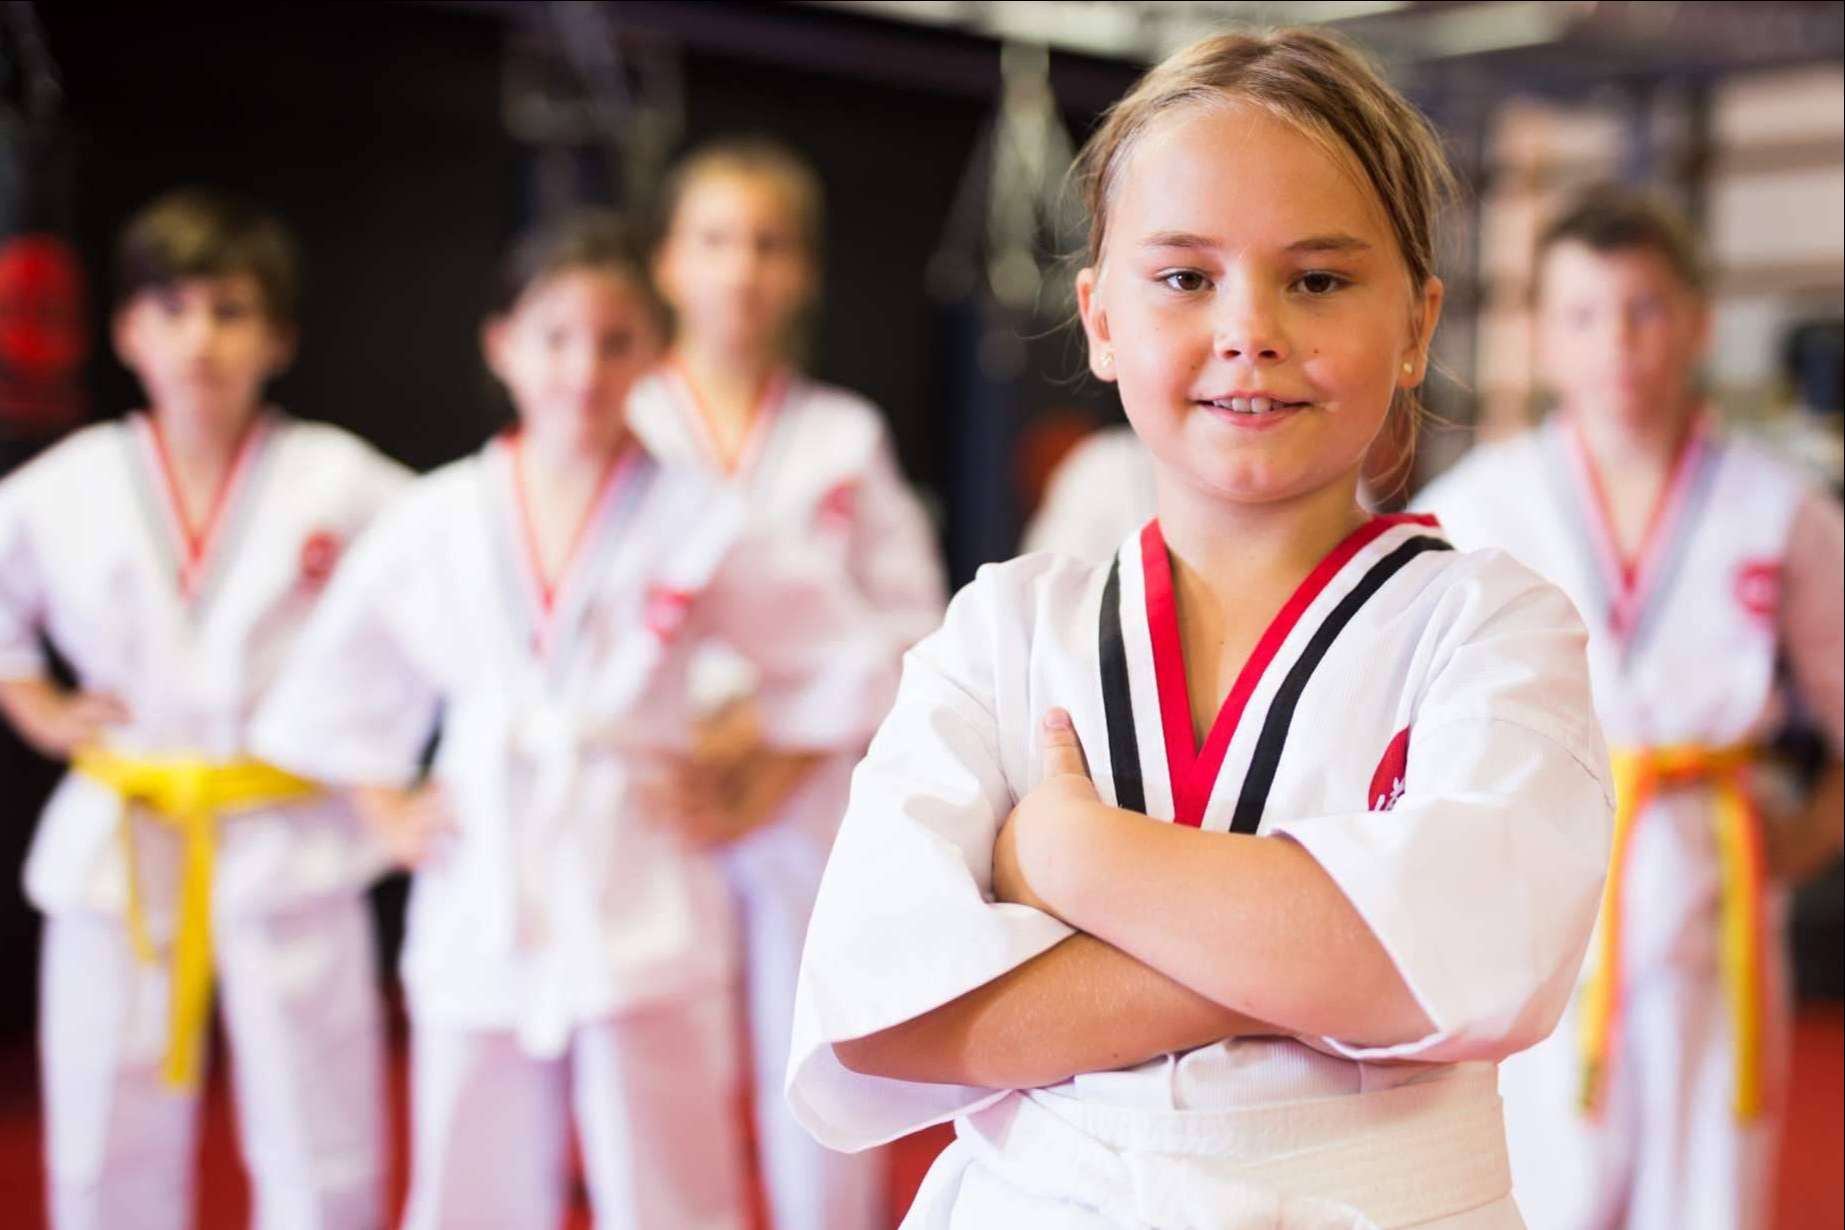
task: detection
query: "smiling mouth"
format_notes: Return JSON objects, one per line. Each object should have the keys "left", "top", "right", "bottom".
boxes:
{"left": 1200, "top": 396, "right": 1311, "bottom": 415}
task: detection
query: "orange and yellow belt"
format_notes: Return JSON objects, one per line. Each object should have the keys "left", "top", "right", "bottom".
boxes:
{"left": 1578, "top": 743, "right": 1767, "bottom": 1122}
{"left": 73, "top": 750, "right": 318, "bottom": 1089}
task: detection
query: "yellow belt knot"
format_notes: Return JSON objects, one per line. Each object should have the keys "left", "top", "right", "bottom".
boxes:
{"left": 72, "top": 750, "right": 318, "bottom": 1089}
{"left": 1579, "top": 743, "right": 1767, "bottom": 1122}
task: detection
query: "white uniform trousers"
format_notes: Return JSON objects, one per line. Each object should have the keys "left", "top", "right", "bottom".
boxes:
{"left": 1501, "top": 953, "right": 1792, "bottom": 1230}
{"left": 39, "top": 896, "right": 388, "bottom": 1230}
{"left": 400, "top": 990, "right": 747, "bottom": 1230}
{"left": 726, "top": 806, "right": 886, "bottom": 1230}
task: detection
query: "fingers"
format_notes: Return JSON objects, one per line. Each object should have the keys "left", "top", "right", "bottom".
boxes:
{"left": 74, "top": 693, "right": 132, "bottom": 725}
{"left": 1040, "top": 708, "right": 1091, "bottom": 782}
{"left": 397, "top": 799, "right": 456, "bottom": 867}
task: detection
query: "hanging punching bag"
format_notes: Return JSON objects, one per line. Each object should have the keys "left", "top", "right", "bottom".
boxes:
{"left": 1, "top": 1, "right": 86, "bottom": 468}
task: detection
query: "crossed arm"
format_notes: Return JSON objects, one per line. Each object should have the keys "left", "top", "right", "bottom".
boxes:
{"left": 834, "top": 709, "right": 1432, "bottom": 1087}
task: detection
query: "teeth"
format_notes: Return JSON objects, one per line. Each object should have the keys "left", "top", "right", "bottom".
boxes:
{"left": 1207, "top": 396, "right": 1301, "bottom": 414}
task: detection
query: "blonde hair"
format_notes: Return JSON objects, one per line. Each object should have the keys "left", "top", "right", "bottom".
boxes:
{"left": 658, "top": 135, "right": 825, "bottom": 257}
{"left": 1071, "top": 28, "right": 1456, "bottom": 488}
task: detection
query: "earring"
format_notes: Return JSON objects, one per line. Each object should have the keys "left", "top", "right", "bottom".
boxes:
{"left": 1097, "top": 349, "right": 1114, "bottom": 371}
{"left": 1402, "top": 359, "right": 1414, "bottom": 374}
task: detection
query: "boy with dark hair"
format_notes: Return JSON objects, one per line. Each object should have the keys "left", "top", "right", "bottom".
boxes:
{"left": 1419, "top": 184, "right": 1844, "bottom": 1230}
{"left": 0, "top": 188, "right": 408, "bottom": 1230}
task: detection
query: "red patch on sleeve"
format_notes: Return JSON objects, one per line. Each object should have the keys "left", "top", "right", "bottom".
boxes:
{"left": 644, "top": 585, "right": 696, "bottom": 643}
{"left": 1734, "top": 559, "right": 1781, "bottom": 622}
{"left": 816, "top": 479, "right": 858, "bottom": 530}
{"left": 298, "top": 529, "right": 342, "bottom": 590}
{"left": 1369, "top": 726, "right": 1411, "bottom": 812}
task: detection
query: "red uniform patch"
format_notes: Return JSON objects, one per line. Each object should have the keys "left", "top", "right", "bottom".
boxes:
{"left": 644, "top": 585, "right": 695, "bottom": 642}
{"left": 817, "top": 480, "right": 858, "bottom": 530}
{"left": 298, "top": 530, "right": 341, "bottom": 589}
{"left": 1369, "top": 726, "right": 1411, "bottom": 812}
{"left": 1734, "top": 558, "right": 1780, "bottom": 622}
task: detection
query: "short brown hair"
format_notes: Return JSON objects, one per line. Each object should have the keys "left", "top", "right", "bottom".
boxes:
{"left": 493, "top": 207, "right": 663, "bottom": 327}
{"left": 658, "top": 135, "right": 824, "bottom": 257}
{"left": 116, "top": 189, "right": 300, "bottom": 325}
{"left": 1534, "top": 184, "right": 1707, "bottom": 296}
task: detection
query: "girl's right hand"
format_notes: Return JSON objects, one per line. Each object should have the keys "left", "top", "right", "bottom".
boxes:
{"left": 354, "top": 782, "right": 456, "bottom": 868}
{"left": 0, "top": 678, "right": 130, "bottom": 760}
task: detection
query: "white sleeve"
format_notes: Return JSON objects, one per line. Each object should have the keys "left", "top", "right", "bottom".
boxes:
{"left": 699, "top": 524, "right": 905, "bottom": 754}
{"left": 1272, "top": 561, "right": 1613, "bottom": 1064}
{"left": 1021, "top": 432, "right": 1140, "bottom": 560}
{"left": 847, "top": 428, "right": 948, "bottom": 652}
{"left": 785, "top": 569, "right": 1074, "bottom": 1151}
{"left": 0, "top": 475, "right": 49, "bottom": 680}
{"left": 250, "top": 499, "right": 444, "bottom": 786}
{"left": 350, "top": 444, "right": 415, "bottom": 527}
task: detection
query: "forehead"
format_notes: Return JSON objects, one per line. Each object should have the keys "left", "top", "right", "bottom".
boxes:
{"left": 1538, "top": 240, "right": 1697, "bottom": 304}
{"left": 676, "top": 167, "right": 804, "bottom": 229}
{"left": 1108, "top": 102, "right": 1393, "bottom": 256}
{"left": 517, "top": 267, "right": 651, "bottom": 320}
{"left": 139, "top": 271, "right": 266, "bottom": 299}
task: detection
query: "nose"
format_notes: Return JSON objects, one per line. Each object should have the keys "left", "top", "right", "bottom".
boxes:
{"left": 1213, "top": 278, "right": 1289, "bottom": 365}
{"left": 178, "top": 306, "right": 215, "bottom": 354}
{"left": 560, "top": 343, "right": 601, "bottom": 393}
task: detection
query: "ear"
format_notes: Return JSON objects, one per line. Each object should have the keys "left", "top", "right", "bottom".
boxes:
{"left": 264, "top": 322, "right": 299, "bottom": 378}
{"left": 1075, "top": 266, "right": 1115, "bottom": 383}
{"left": 1688, "top": 295, "right": 1714, "bottom": 367}
{"left": 111, "top": 305, "right": 141, "bottom": 371}
{"left": 651, "top": 237, "right": 689, "bottom": 318}
{"left": 481, "top": 316, "right": 513, "bottom": 383}
{"left": 1400, "top": 275, "right": 1446, "bottom": 388}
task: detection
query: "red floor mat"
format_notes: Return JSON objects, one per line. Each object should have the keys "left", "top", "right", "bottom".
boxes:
{"left": 0, "top": 1007, "right": 1835, "bottom": 1227}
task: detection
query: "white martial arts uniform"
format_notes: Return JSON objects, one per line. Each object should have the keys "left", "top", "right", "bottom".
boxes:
{"left": 1021, "top": 426, "right": 1157, "bottom": 562}
{"left": 0, "top": 411, "right": 408, "bottom": 1230}
{"left": 252, "top": 433, "right": 899, "bottom": 1230}
{"left": 1417, "top": 414, "right": 1845, "bottom": 1230}
{"left": 629, "top": 365, "right": 946, "bottom": 1230}
{"left": 790, "top": 513, "right": 1614, "bottom": 1229}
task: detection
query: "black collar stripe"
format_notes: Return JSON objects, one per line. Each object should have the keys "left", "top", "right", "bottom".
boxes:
{"left": 1228, "top": 535, "right": 1453, "bottom": 834}
{"left": 1099, "top": 556, "right": 1147, "bottom": 814}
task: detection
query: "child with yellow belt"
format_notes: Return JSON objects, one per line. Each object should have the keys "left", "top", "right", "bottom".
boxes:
{"left": 1417, "top": 185, "right": 1845, "bottom": 1230}
{"left": 0, "top": 190, "right": 408, "bottom": 1230}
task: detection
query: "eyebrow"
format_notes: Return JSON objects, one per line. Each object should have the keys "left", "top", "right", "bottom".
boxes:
{"left": 1287, "top": 233, "right": 1373, "bottom": 255}
{"left": 1139, "top": 230, "right": 1374, "bottom": 255}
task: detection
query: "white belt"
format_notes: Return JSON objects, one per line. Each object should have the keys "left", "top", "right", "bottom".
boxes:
{"left": 956, "top": 1065, "right": 1510, "bottom": 1229}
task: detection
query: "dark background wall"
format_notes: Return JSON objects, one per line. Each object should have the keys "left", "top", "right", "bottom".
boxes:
{"left": 0, "top": 1, "right": 1130, "bottom": 1035}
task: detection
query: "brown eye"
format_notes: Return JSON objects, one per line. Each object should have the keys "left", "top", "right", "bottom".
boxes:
{"left": 1160, "top": 270, "right": 1207, "bottom": 293}
{"left": 1296, "top": 271, "right": 1347, "bottom": 295}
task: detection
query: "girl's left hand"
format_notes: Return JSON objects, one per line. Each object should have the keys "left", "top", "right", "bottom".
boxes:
{"left": 993, "top": 708, "right": 1101, "bottom": 918}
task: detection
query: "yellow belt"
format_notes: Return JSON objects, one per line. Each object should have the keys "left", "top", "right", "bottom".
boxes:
{"left": 72, "top": 750, "right": 318, "bottom": 1089}
{"left": 1578, "top": 744, "right": 1766, "bottom": 1122}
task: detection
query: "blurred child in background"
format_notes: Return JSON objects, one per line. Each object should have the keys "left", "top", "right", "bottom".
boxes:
{"left": 629, "top": 136, "right": 946, "bottom": 1230}
{"left": 254, "top": 209, "right": 898, "bottom": 1230}
{"left": 0, "top": 189, "right": 407, "bottom": 1230}
{"left": 1417, "top": 185, "right": 1845, "bottom": 1230}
